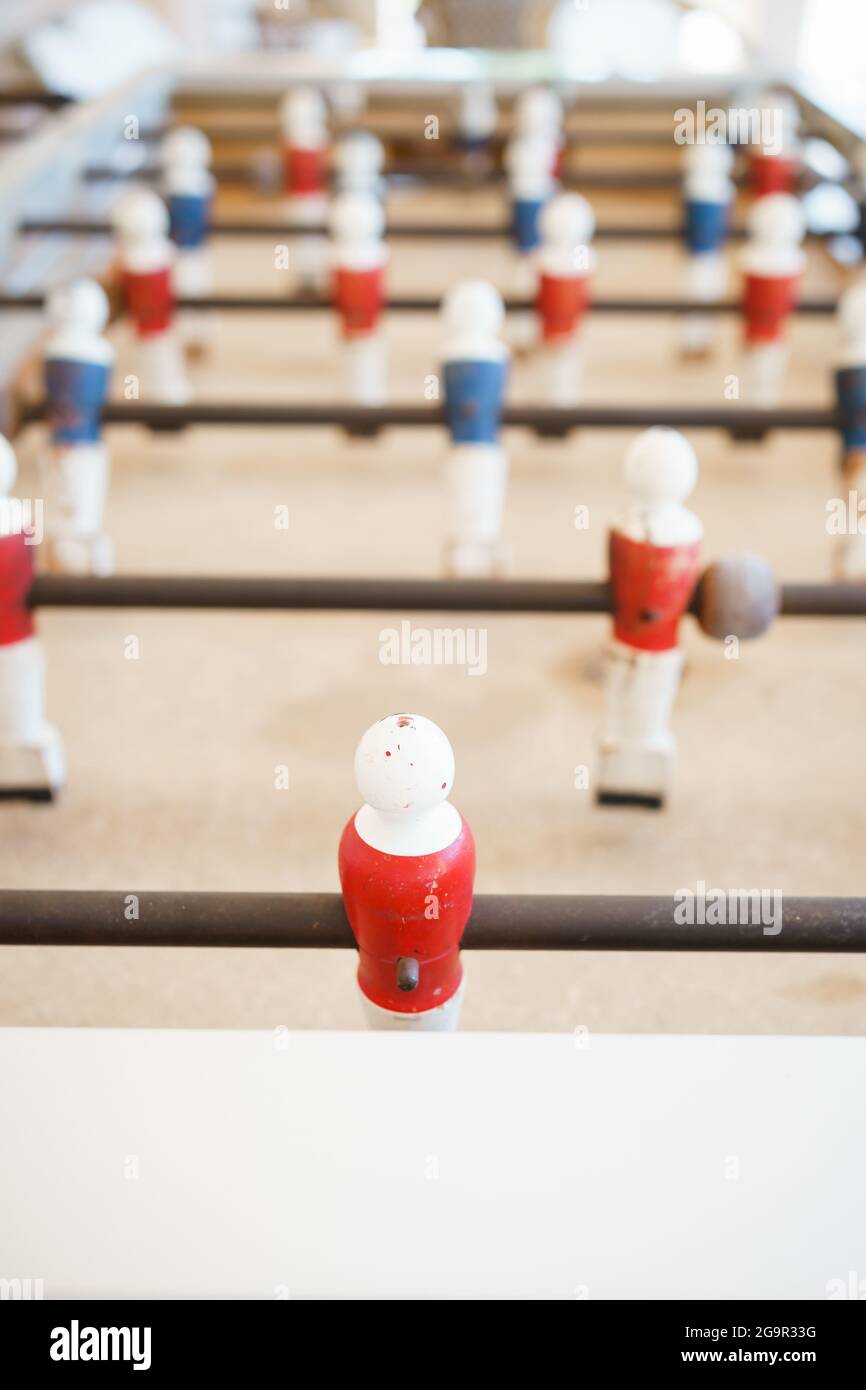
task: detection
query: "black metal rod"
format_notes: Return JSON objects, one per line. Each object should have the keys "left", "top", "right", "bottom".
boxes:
{"left": 17, "top": 217, "right": 752, "bottom": 243}
{"left": 0, "top": 890, "right": 862, "bottom": 951}
{"left": 27, "top": 575, "right": 612, "bottom": 612}
{"left": 0, "top": 293, "right": 838, "bottom": 316}
{"left": 83, "top": 162, "right": 689, "bottom": 191}
{"left": 0, "top": 90, "right": 69, "bottom": 108}
{"left": 18, "top": 401, "right": 835, "bottom": 434}
{"left": 26, "top": 574, "right": 866, "bottom": 618}
{"left": 141, "top": 124, "right": 683, "bottom": 148}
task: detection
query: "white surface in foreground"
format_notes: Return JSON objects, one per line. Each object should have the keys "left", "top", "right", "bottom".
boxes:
{"left": 0, "top": 1028, "right": 863, "bottom": 1300}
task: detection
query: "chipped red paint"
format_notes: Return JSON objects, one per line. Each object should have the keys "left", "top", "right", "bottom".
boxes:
{"left": 609, "top": 530, "right": 701, "bottom": 652}
{"left": 536, "top": 271, "right": 591, "bottom": 342}
{"left": 0, "top": 532, "right": 36, "bottom": 646}
{"left": 332, "top": 266, "right": 385, "bottom": 339}
{"left": 742, "top": 271, "right": 801, "bottom": 344}
{"left": 338, "top": 815, "right": 475, "bottom": 1013}
{"left": 121, "top": 267, "right": 173, "bottom": 337}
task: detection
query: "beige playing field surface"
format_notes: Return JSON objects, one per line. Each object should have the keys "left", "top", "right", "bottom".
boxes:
{"left": 3, "top": 127, "right": 865, "bottom": 1035}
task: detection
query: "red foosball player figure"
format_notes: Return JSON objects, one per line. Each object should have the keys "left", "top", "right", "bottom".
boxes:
{"left": 738, "top": 193, "right": 806, "bottom": 406}
{"left": 748, "top": 91, "right": 801, "bottom": 201}
{"left": 329, "top": 191, "right": 388, "bottom": 404}
{"left": 279, "top": 86, "right": 329, "bottom": 291}
{"left": 0, "top": 435, "right": 64, "bottom": 800}
{"left": 535, "top": 192, "right": 596, "bottom": 404}
{"left": 597, "top": 429, "right": 703, "bottom": 811}
{"left": 111, "top": 187, "right": 191, "bottom": 404}
{"left": 339, "top": 713, "right": 476, "bottom": 1031}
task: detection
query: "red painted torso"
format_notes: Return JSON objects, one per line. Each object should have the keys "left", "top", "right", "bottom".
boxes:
{"left": 609, "top": 529, "right": 701, "bottom": 652}
{"left": 122, "top": 266, "right": 173, "bottom": 337}
{"left": 283, "top": 145, "right": 327, "bottom": 197}
{"left": 536, "top": 272, "right": 591, "bottom": 342}
{"left": 338, "top": 814, "right": 475, "bottom": 1014}
{"left": 0, "top": 531, "right": 36, "bottom": 646}
{"left": 749, "top": 152, "right": 798, "bottom": 199}
{"left": 742, "top": 272, "right": 801, "bottom": 343}
{"left": 332, "top": 266, "right": 385, "bottom": 338}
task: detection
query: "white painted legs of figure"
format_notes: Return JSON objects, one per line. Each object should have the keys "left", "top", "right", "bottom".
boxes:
{"left": 444, "top": 443, "right": 509, "bottom": 578}
{"left": 542, "top": 334, "right": 584, "bottom": 406}
{"left": 39, "top": 442, "right": 112, "bottom": 575}
{"left": 597, "top": 642, "right": 684, "bottom": 807}
{"left": 0, "top": 638, "right": 64, "bottom": 797}
{"left": 343, "top": 334, "right": 387, "bottom": 405}
{"left": 741, "top": 342, "right": 787, "bottom": 408}
{"left": 360, "top": 978, "right": 465, "bottom": 1032}
{"left": 137, "top": 331, "right": 192, "bottom": 404}
{"left": 284, "top": 195, "right": 328, "bottom": 292}
{"left": 510, "top": 258, "right": 537, "bottom": 351}
{"left": 174, "top": 246, "right": 214, "bottom": 355}
{"left": 680, "top": 252, "right": 726, "bottom": 357}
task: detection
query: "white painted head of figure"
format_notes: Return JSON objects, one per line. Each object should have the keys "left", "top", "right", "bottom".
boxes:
{"left": 747, "top": 192, "right": 806, "bottom": 248}
{"left": 330, "top": 189, "right": 385, "bottom": 243}
{"left": 47, "top": 278, "right": 110, "bottom": 333}
{"left": 354, "top": 713, "right": 455, "bottom": 814}
{"left": 624, "top": 428, "right": 698, "bottom": 507}
{"left": 111, "top": 186, "right": 170, "bottom": 241}
{"left": 441, "top": 278, "right": 505, "bottom": 339}
{"left": 540, "top": 191, "right": 595, "bottom": 249}
{"left": 515, "top": 86, "right": 562, "bottom": 138}
{"left": 161, "top": 125, "right": 212, "bottom": 171}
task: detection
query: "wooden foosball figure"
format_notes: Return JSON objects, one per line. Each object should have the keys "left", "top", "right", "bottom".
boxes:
{"left": 597, "top": 429, "right": 703, "bottom": 810}
{"left": 747, "top": 91, "right": 801, "bottom": 201}
{"left": 834, "top": 278, "right": 866, "bottom": 580}
{"left": 329, "top": 190, "right": 388, "bottom": 404}
{"left": 535, "top": 192, "right": 595, "bottom": 404}
{"left": 332, "top": 130, "right": 385, "bottom": 200}
{"left": 514, "top": 86, "right": 564, "bottom": 180}
{"left": 504, "top": 132, "right": 556, "bottom": 301}
{"left": 441, "top": 279, "right": 510, "bottom": 578}
{"left": 455, "top": 82, "right": 497, "bottom": 174}
{"left": 0, "top": 435, "right": 64, "bottom": 800}
{"left": 111, "top": 187, "right": 191, "bottom": 404}
{"left": 40, "top": 279, "right": 114, "bottom": 575}
{"left": 279, "top": 86, "right": 329, "bottom": 291}
{"left": 339, "top": 713, "right": 475, "bottom": 1032}
{"left": 738, "top": 192, "right": 806, "bottom": 407}
{"left": 161, "top": 125, "right": 215, "bottom": 357}
{"left": 679, "top": 143, "right": 734, "bottom": 358}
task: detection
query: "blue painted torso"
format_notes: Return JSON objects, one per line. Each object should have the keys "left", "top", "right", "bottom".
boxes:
{"left": 443, "top": 359, "right": 508, "bottom": 444}
{"left": 455, "top": 134, "right": 490, "bottom": 154}
{"left": 684, "top": 198, "right": 730, "bottom": 255}
{"left": 44, "top": 357, "right": 111, "bottom": 443}
{"left": 511, "top": 197, "right": 545, "bottom": 254}
{"left": 836, "top": 365, "right": 866, "bottom": 449}
{"left": 167, "top": 192, "right": 211, "bottom": 249}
